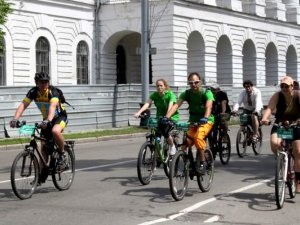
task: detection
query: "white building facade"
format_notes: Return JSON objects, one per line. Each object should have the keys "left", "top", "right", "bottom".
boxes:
{"left": 2, "top": 0, "right": 300, "bottom": 87}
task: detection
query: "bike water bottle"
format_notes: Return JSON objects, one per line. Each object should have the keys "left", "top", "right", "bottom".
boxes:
{"left": 156, "top": 136, "right": 163, "bottom": 157}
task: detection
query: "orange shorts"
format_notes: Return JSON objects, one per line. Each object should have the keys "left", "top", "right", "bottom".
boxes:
{"left": 186, "top": 122, "right": 213, "bottom": 151}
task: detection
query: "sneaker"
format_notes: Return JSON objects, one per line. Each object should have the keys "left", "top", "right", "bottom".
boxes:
{"left": 169, "top": 146, "right": 177, "bottom": 156}
{"left": 57, "top": 152, "right": 67, "bottom": 171}
{"left": 252, "top": 134, "right": 259, "bottom": 143}
{"left": 196, "top": 164, "right": 206, "bottom": 175}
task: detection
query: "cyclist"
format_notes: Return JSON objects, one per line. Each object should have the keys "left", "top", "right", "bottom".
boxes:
{"left": 134, "top": 78, "right": 179, "bottom": 156}
{"left": 261, "top": 76, "right": 300, "bottom": 192}
{"left": 210, "top": 83, "right": 231, "bottom": 130}
{"left": 209, "top": 83, "right": 231, "bottom": 158}
{"left": 10, "top": 72, "right": 68, "bottom": 183}
{"left": 166, "top": 72, "right": 214, "bottom": 173}
{"left": 232, "top": 80, "right": 263, "bottom": 142}
{"left": 294, "top": 80, "right": 299, "bottom": 90}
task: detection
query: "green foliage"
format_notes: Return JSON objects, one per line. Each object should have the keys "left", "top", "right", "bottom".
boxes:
{"left": 0, "top": 0, "right": 12, "bottom": 55}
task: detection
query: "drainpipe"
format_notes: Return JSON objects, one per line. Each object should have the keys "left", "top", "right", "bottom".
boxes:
{"left": 95, "top": 0, "right": 101, "bottom": 84}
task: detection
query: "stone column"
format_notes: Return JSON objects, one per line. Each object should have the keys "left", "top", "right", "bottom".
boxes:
{"left": 241, "top": 0, "right": 266, "bottom": 17}
{"left": 282, "top": 0, "right": 300, "bottom": 24}
{"left": 232, "top": 53, "right": 243, "bottom": 87}
{"left": 265, "top": 0, "right": 286, "bottom": 21}
{"left": 204, "top": 51, "right": 217, "bottom": 85}
{"left": 256, "top": 56, "right": 266, "bottom": 87}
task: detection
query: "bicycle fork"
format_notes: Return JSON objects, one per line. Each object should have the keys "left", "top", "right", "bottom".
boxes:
{"left": 278, "top": 151, "right": 288, "bottom": 182}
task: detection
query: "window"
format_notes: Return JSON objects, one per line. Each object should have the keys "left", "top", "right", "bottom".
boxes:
{"left": 0, "top": 37, "right": 6, "bottom": 86}
{"left": 77, "top": 41, "right": 89, "bottom": 84}
{"left": 36, "top": 37, "right": 50, "bottom": 73}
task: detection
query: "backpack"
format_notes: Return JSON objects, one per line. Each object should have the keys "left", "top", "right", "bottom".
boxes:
{"left": 185, "top": 88, "right": 217, "bottom": 116}
{"left": 50, "top": 86, "right": 75, "bottom": 110}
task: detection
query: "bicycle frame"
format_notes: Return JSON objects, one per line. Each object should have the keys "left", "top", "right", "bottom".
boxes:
{"left": 274, "top": 122, "right": 297, "bottom": 209}
{"left": 26, "top": 126, "right": 58, "bottom": 168}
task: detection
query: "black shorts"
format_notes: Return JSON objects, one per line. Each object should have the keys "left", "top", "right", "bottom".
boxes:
{"left": 41, "top": 114, "right": 68, "bottom": 140}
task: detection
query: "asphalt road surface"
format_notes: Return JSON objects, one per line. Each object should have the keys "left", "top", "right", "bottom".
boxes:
{"left": 0, "top": 125, "right": 299, "bottom": 225}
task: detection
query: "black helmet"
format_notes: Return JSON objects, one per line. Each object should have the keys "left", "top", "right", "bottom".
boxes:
{"left": 34, "top": 72, "right": 50, "bottom": 82}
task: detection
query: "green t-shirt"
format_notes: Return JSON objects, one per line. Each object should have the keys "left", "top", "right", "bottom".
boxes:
{"left": 179, "top": 88, "right": 215, "bottom": 123}
{"left": 150, "top": 90, "right": 179, "bottom": 122}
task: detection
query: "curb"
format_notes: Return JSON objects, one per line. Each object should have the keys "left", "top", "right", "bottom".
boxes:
{"left": 0, "top": 132, "right": 147, "bottom": 152}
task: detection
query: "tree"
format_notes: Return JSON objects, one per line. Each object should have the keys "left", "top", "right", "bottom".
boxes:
{"left": 0, "top": 0, "right": 12, "bottom": 55}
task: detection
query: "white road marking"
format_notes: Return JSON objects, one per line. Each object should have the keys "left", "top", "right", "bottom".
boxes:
{"left": 204, "top": 215, "right": 220, "bottom": 223}
{"left": 0, "top": 160, "right": 136, "bottom": 184}
{"left": 138, "top": 178, "right": 272, "bottom": 225}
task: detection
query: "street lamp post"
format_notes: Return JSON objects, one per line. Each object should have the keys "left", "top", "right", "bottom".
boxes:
{"left": 141, "top": 0, "right": 149, "bottom": 102}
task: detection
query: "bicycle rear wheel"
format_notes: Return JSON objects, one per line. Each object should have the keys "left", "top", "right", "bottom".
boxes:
{"left": 287, "top": 154, "right": 296, "bottom": 199}
{"left": 275, "top": 153, "right": 286, "bottom": 209}
{"left": 169, "top": 150, "right": 189, "bottom": 201}
{"left": 219, "top": 132, "right": 231, "bottom": 165}
{"left": 197, "top": 149, "right": 214, "bottom": 192}
{"left": 252, "top": 128, "right": 263, "bottom": 155}
{"left": 236, "top": 127, "right": 248, "bottom": 158}
{"left": 52, "top": 147, "right": 75, "bottom": 191}
{"left": 11, "top": 151, "right": 39, "bottom": 200}
{"left": 137, "top": 142, "right": 155, "bottom": 185}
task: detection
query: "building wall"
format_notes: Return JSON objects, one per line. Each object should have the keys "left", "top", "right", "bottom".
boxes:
{"left": 3, "top": 1, "right": 300, "bottom": 86}
{"left": 3, "top": 0, "right": 94, "bottom": 85}
{"left": 99, "top": 0, "right": 300, "bottom": 87}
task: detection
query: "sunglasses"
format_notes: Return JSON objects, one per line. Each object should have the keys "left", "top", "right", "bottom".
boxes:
{"left": 280, "top": 84, "right": 290, "bottom": 89}
{"left": 188, "top": 80, "right": 200, "bottom": 85}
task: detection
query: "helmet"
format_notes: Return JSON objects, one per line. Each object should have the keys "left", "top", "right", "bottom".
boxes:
{"left": 209, "top": 83, "right": 220, "bottom": 90}
{"left": 34, "top": 72, "right": 50, "bottom": 82}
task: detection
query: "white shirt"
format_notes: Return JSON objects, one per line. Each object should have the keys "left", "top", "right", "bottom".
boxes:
{"left": 233, "top": 87, "right": 263, "bottom": 112}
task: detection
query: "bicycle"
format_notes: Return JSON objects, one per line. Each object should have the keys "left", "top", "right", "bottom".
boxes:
{"left": 234, "top": 112, "right": 263, "bottom": 157}
{"left": 169, "top": 122, "right": 214, "bottom": 201}
{"left": 208, "top": 113, "right": 231, "bottom": 164}
{"left": 137, "top": 117, "right": 179, "bottom": 185}
{"left": 10, "top": 121, "right": 75, "bottom": 200}
{"left": 273, "top": 121, "right": 297, "bottom": 209}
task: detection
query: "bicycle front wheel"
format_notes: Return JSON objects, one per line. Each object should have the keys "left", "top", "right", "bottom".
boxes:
{"left": 163, "top": 140, "right": 170, "bottom": 178}
{"left": 275, "top": 153, "right": 286, "bottom": 209}
{"left": 169, "top": 150, "right": 189, "bottom": 201}
{"left": 287, "top": 154, "right": 296, "bottom": 199}
{"left": 236, "top": 127, "right": 247, "bottom": 158}
{"left": 219, "top": 132, "right": 231, "bottom": 165}
{"left": 252, "top": 128, "right": 263, "bottom": 155}
{"left": 137, "top": 142, "right": 155, "bottom": 185}
{"left": 52, "top": 147, "right": 75, "bottom": 191}
{"left": 11, "top": 151, "right": 39, "bottom": 200}
{"left": 197, "top": 149, "right": 214, "bottom": 192}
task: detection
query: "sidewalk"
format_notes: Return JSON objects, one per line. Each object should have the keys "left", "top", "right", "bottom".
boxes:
{"left": 0, "top": 132, "right": 147, "bottom": 151}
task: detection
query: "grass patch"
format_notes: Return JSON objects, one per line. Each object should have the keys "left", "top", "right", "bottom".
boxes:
{"left": 63, "top": 126, "right": 146, "bottom": 139}
{"left": 0, "top": 126, "right": 147, "bottom": 146}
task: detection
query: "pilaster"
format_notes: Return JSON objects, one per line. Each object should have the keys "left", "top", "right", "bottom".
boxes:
{"left": 242, "top": 0, "right": 266, "bottom": 17}
{"left": 265, "top": 0, "right": 286, "bottom": 21}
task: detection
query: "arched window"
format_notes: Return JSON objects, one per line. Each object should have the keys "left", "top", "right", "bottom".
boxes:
{"left": 0, "top": 37, "right": 6, "bottom": 86}
{"left": 77, "top": 41, "right": 89, "bottom": 84}
{"left": 36, "top": 37, "right": 50, "bottom": 73}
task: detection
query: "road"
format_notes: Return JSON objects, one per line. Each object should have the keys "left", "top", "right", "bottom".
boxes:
{"left": 0, "top": 126, "right": 299, "bottom": 225}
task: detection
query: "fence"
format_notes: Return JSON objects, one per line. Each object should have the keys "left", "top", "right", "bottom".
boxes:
{"left": 0, "top": 84, "right": 278, "bottom": 138}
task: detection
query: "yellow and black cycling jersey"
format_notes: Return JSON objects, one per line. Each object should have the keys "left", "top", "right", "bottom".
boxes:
{"left": 23, "top": 86, "right": 66, "bottom": 120}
